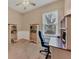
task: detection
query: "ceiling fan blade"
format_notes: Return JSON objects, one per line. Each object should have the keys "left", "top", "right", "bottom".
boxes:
{"left": 30, "top": 3, "right": 36, "bottom": 6}
{"left": 16, "top": 2, "right": 22, "bottom": 6}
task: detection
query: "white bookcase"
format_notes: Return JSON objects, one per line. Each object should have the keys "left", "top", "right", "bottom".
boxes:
{"left": 60, "top": 14, "right": 71, "bottom": 49}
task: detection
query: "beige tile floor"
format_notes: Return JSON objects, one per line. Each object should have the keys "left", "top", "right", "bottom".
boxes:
{"left": 8, "top": 39, "right": 45, "bottom": 59}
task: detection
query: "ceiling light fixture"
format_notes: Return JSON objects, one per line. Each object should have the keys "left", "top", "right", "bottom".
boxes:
{"left": 16, "top": 0, "right": 36, "bottom": 10}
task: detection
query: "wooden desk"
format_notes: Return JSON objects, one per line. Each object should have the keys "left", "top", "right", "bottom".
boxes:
{"left": 49, "top": 37, "right": 71, "bottom": 59}
{"left": 50, "top": 46, "right": 71, "bottom": 59}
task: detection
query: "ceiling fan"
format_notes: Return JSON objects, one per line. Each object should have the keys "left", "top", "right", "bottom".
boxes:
{"left": 16, "top": 0, "right": 36, "bottom": 10}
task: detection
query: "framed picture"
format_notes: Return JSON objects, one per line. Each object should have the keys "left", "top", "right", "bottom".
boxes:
{"left": 42, "top": 10, "right": 58, "bottom": 36}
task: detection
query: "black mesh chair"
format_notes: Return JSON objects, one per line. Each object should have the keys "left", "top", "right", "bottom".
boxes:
{"left": 38, "top": 31, "right": 51, "bottom": 59}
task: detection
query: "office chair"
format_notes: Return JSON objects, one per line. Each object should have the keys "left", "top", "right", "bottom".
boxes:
{"left": 38, "top": 31, "right": 51, "bottom": 59}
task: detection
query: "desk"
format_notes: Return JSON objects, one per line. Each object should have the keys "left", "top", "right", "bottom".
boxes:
{"left": 49, "top": 37, "right": 58, "bottom": 47}
{"left": 50, "top": 46, "right": 71, "bottom": 59}
{"left": 49, "top": 37, "right": 71, "bottom": 59}
{"left": 49, "top": 37, "right": 64, "bottom": 48}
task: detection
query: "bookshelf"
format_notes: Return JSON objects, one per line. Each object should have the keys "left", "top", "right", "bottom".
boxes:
{"left": 30, "top": 24, "right": 39, "bottom": 44}
{"left": 60, "top": 14, "right": 71, "bottom": 50}
{"left": 8, "top": 24, "right": 17, "bottom": 45}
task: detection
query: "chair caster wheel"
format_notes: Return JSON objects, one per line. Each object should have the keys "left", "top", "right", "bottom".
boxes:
{"left": 40, "top": 51, "right": 41, "bottom": 53}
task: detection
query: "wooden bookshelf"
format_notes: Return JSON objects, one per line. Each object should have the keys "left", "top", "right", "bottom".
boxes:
{"left": 8, "top": 24, "right": 17, "bottom": 45}
{"left": 30, "top": 24, "right": 38, "bottom": 44}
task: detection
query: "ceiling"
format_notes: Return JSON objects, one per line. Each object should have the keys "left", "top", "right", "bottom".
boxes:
{"left": 9, "top": 0, "right": 58, "bottom": 13}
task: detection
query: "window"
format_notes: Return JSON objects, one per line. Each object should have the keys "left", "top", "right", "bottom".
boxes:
{"left": 42, "top": 10, "right": 58, "bottom": 36}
